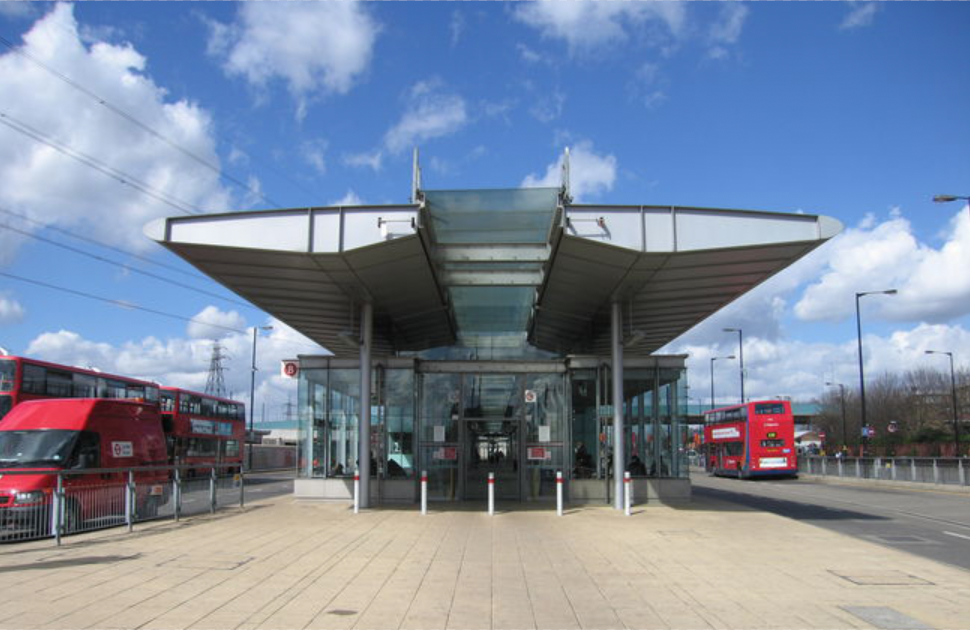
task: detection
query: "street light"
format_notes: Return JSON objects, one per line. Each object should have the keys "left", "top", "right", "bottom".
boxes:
{"left": 723, "top": 328, "right": 745, "bottom": 403}
{"left": 825, "top": 382, "right": 847, "bottom": 451}
{"left": 710, "top": 355, "right": 736, "bottom": 411}
{"left": 925, "top": 350, "right": 960, "bottom": 456}
{"left": 249, "top": 325, "right": 274, "bottom": 470}
{"left": 856, "top": 289, "right": 897, "bottom": 454}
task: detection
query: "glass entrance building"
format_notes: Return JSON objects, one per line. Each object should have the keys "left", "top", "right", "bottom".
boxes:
{"left": 147, "top": 154, "right": 840, "bottom": 505}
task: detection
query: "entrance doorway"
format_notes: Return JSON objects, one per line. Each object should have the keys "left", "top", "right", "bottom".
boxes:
{"left": 464, "top": 419, "right": 521, "bottom": 500}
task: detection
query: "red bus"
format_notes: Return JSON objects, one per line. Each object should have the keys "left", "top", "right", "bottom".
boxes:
{"left": 0, "top": 354, "right": 159, "bottom": 422}
{"left": 703, "top": 400, "right": 797, "bottom": 478}
{"left": 158, "top": 387, "right": 245, "bottom": 476}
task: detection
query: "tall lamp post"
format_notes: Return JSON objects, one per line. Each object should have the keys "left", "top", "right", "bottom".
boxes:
{"left": 723, "top": 328, "right": 745, "bottom": 403}
{"left": 249, "top": 325, "right": 274, "bottom": 470}
{"left": 856, "top": 290, "right": 897, "bottom": 454}
{"left": 933, "top": 194, "right": 970, "bottom": 219}
{"left": 710, "top": 355, "right": 736, "bottom": 411}
{"left": 925, "top": 350, "right": 960, "bottom": 456}
{"left": 826, "top": 382, "right": 847, "bottom": 451}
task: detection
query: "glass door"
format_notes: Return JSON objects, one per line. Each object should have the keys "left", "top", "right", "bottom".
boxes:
{"left": 462, "top": 373, "right": 523, "bottom": 500}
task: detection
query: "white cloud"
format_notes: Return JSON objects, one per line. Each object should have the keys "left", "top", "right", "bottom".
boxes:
{"left": 840, "top": 1, "right": 878, "bottom": 30}
{"left": 529, "top": 90, "right": 565, "bottom": 123}
{"left": 708, "top": 2, "right": 748, "bottom": 60}
{"left": 0, "top": 4, "right": 230, "bottom": 262}
{"left": 330, "top": 190, "right": 363, "bottom": 207}
{"left": 522, "top": 142, "right": 617, "bottom": 202}
{"left": 0, "top": 2, "right": 33, "bottom": 19}
{"left": 24, "top": 317, "right": 323, "bottom": 420}
{"left": 450, "top": 10, "right": 465, "bottom": 47}
{"left": 383, "top": 80, "right": 468, "bottom": 155}
{"left": 300, "top": 138, "right": 328, "bottom": 175}
{"left": 207, "top": 2, "right": 378, "bottom": 117}
{"left": 795, "top": 208, "right": 970, "bottom": 323}
{"left": 0, "top": 295, "right": 25, "bottom": 325}
{"left": 628, "top": 62, "right": 667, "bottom": 109}
{"left": 187, "top": 305, "right": 246, "bottom": 340}
{"left": 517, "top": 43, "right": 544, "bottom": 64}
{"left": 513, "top": 1, "right": 686, "bottom": 54}
{"left": 343, "top": 150, "right": 383, "bottom": 171}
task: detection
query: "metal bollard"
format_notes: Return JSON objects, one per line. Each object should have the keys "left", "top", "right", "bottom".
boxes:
{"left": 420, "top": 470, "right": 427, "bottom": 515}
{"left": 624, "top": 471, "right": 632, "bottom": 516}
{"left": 911, "top": 458, "right": 917, "bottom": 482}
{"left": 933, "top": 459, "right": 939, "bottom": 484}
{"left": 855, "top": 459, "right": 861, "bottom": 479}
{"left": 353, "top": 469, "right": 360, "bottom": 514}
{"left": 53, "top": 473, "right": 63, "bottom": 546}
{"left": 960, "top": 459, "right": 966, "bottom": 486}
{"left": 209, "top": 468, "right": 217, "bottom": 513}
{"left": 488, "top": 472, "right": 494, "bottom": 516}
{"left": 173, "top": 468, "right": 182, "bottom": 522}
{"left": 556, "top": 471, "right": 563, "bottom": 516}
{"left": 838, "top": 458, "right": 843, "bottom": 478}
{"left": 239, "top": 469, "right": 245, "bottom": 508}
{"left": 126, "top": 470, "right": 135, "bottom": 532}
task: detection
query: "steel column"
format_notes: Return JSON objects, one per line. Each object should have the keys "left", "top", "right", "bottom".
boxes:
{"left": 611, "top": 300, "right": 625, "bottom": 510}
{"left": 358, "top": 302, "right": 373, "bottom": 509}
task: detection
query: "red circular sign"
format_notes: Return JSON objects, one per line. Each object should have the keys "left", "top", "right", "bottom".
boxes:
{"left": 282, "top": 361, "right": 299, "bottom": 378}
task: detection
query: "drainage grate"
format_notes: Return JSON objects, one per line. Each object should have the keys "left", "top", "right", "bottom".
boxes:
{"left": 841, "top": 606, "right": 934, "bottom": 629}
{"left": 830, "top": 570, "right": 934, "bottom": 586}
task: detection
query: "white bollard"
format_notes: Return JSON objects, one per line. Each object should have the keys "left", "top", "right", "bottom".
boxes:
{"left": 353, "top": 469, "right": 360, "bottom": 514}
{"left": 556, "top": 471, "right": 563, "bottom": 516}
{"left": 624, "top": 471, "right": 632, "bottom": 516}
{"left": 488, "top": 472, "right": 495, "bottom": 516}
{"left": 421, "top": 470, "right": 428, "bottom": 515}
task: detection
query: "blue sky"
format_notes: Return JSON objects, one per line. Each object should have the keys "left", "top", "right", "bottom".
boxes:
{"left": 0, "top": 1, "right": 968, "bottom": 420}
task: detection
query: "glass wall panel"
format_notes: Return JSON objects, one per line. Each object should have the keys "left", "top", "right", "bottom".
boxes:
{"left": 622, "top": 370, "right": 654, "bottom": 478}
{"left": 298, "top": 368, "right": 329, "bottom": 478}
{"left": 328, "top": 369, "right": 360, "bottom": 477}
{"left": 384, "top": 369, "right": 415, "bottom": 478}
{"left": 524, "top": 373, "right": 565, "bottom": 499}
{"left": 418, "top": 373, "right": 461, "bottom": 499}
{"left": 570, "top": 369, "right": 597, "bottom": 479}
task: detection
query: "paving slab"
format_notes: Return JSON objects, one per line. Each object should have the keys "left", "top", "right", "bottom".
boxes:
{"left": 0, "top": 493, "right": 968, "bottom": 629}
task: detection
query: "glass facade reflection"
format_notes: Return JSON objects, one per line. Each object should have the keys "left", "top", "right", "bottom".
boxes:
{"left": 298, "top": 358, "right": 687, "bottom": 502}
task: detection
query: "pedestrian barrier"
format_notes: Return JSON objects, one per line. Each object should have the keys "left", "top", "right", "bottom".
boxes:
{"left": 800, "top": 456, "right": 968, "bottom": 487}
{"left": 420, "top": 470, "right": 427, "bottom": 515}
{"left": 556, "top": 471, "right": 563, "bottom": 516}
{"left": 487, "top": 472, "right": 495, "bottom": 515}
{"left": 0, "top": 464, "right": 246, "bottom": 546}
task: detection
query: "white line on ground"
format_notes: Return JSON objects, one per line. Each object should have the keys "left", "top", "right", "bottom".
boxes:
{"left": 943, "top": 531, "right": 970, "bottom": 541}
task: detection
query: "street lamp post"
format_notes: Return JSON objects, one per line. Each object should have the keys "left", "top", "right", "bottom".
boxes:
{"left": 710, "top": 355, "right": 736, "bottom": 411}
{"left": 723, "top": 328, "right": 745, "bottom": 403}
{"left": 826, "top": 382, "right": 847, "bottom": 451}
{"left": 925, "top": 350, "right": 960, "bottom": 456}
{"left": 856, "top": 290, "right": 897, "bottom": 455}
{"left": 933, "top": 194, "right": 970, "bottom": 219}
{"left": 249, "top": 325, "right": 274, "bottom": 471}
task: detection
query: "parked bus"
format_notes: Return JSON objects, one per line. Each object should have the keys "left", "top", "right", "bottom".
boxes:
{"left": 703, "top": 400, "right": 797, "bottom": 478}
{"left": 0, "top": 355, "right": 159, "bottom": 422}
{"left": 158, "top": 387, "right": 245, "bottom": 476}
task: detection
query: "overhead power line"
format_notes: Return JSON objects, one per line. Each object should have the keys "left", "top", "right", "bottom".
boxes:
{"left": 0, "top": 111, "right": 201, "bottom": 215}
{"left": 0, "top": 221, "right": 254, "bottom": 308}
{"left": 0, "top": 205, "right": 207, "bottom": 281}
{"left": 0, "top": 33, "right": 286, "bottom": 211}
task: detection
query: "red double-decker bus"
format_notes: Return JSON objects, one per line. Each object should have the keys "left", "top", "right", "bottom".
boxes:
{"left": 0, "top": 354, "right": 159, "bottom": 422}
{"left": 703, "top": 400, "right": 797, "bottom": 478}
{"left": 158, "top": 387, "right": 245, "bottom": 476}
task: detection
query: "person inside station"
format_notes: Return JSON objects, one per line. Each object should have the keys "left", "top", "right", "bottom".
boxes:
{"left": 626, "top": 454, "right": 647, "bottom": 477}
{"left": 573, "top": 441, "right": 594, "bottom": 478}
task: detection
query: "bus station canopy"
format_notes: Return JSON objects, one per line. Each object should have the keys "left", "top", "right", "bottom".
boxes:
{"left": 145, "top": 187, "right": 841, "bottom": 357}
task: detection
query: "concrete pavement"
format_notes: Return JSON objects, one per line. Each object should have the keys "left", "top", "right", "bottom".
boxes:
{"left": 0, "top": 491, "right": 968, "bottom": 630}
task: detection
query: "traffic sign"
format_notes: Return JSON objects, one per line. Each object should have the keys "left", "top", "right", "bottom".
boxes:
{"left": 280, "top": 360, "right": 299, "bottom": 378}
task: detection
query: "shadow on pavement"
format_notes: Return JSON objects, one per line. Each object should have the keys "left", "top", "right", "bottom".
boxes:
{"left": 688, "top": 484, "right": 889, "bottom": 521}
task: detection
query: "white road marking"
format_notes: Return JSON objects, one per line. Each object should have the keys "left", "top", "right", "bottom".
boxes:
{"left": 943, "top": 531, "right": 970, "bottom": 541}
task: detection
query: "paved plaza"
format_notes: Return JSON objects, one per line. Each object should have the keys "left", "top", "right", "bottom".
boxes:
{"left": 0, "top": 491, "right": 968, "bottom": 630}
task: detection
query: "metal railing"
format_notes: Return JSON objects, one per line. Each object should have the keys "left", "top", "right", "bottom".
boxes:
{"left": 0, "top": 464, "right": 245, "bottom": 545}
{"left": 799, "top": 456, "right": 969, "bottom": 487}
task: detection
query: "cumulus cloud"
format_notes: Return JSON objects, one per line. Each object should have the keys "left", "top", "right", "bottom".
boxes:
{"left": 840, "top": 1, "right": 879, "bottom": 30}
{"left": 186, "top": 305, "right": 247, "bottom": 340}
{"left": 0, "top": 4, "right": 230, "bottom": 262}
{"left": 0, "top": 2, "right": 33, "bottom": 19}
{"left": 0, "top": 295, "right": 25, "bottom": 325}
{"left": 300, "top": 138, "right": 328, "bottom": 175}
{"left": 207, "top": 2, "right": 378, "bottom": 118}
{"left": 347, "top": 79, "right": 468, "bottom": 170}
{"left": 795, "top": 208, "right": 970, "bottom": 323}
{"left": 330, "top": 190, "right": 363, "bottom": 207}
{"left": 25, "top": 317, "right": 322, "bottom": 419}
{"left": 513, "top": 1, "right": 686, "bottom": 54}
{"left": 521, "top": 142, "right": 617, "bottom": 202}
{"left": 708, "top": 2, "right": 748, "bottom": 60}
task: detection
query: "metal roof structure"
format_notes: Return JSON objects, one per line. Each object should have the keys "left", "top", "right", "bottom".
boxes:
{"left": 145, "top": 167, "right": 841, "bottom": 358}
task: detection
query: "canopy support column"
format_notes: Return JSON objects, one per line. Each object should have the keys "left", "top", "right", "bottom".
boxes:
{"left": 358, "top": 301, "right": 373, "bottom": 509}
{"left": 611, "top": 300, "right": 625, "bottom": 510}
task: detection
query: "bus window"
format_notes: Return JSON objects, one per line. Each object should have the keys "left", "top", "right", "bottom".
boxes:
{"left": 160, "top": 391, "right": 176, "bottom": 412}
{"left": 103, "top": 379, "right": 127, "bottom": 398}
{"left": 0, "top": 395, "right": 11, "bottom": 420}
{"left": 725, "top": 442, "right": 744, "bottom": 456}
{"left": 45, "top": 370, "right": 73, "bottom": 397}
{"left": 127, "top": 384, "right": 146, "bottom": 400}
{"left": 22, "top": 364, "right": 45, "bottom": 394}
{"left": 187, "top": 438, "right": 218, "bottom": 457}
{"left": 144, "top": 385, "right": 159, "bottom": 403}
{"left": 73, "top": 373, "right": 97, "bottom": 397}
{"left": 0, "top": 359, "right": 15, "bottom": 391}
{"left": 761, "top": 439, "right": 785, "bottom": 448}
